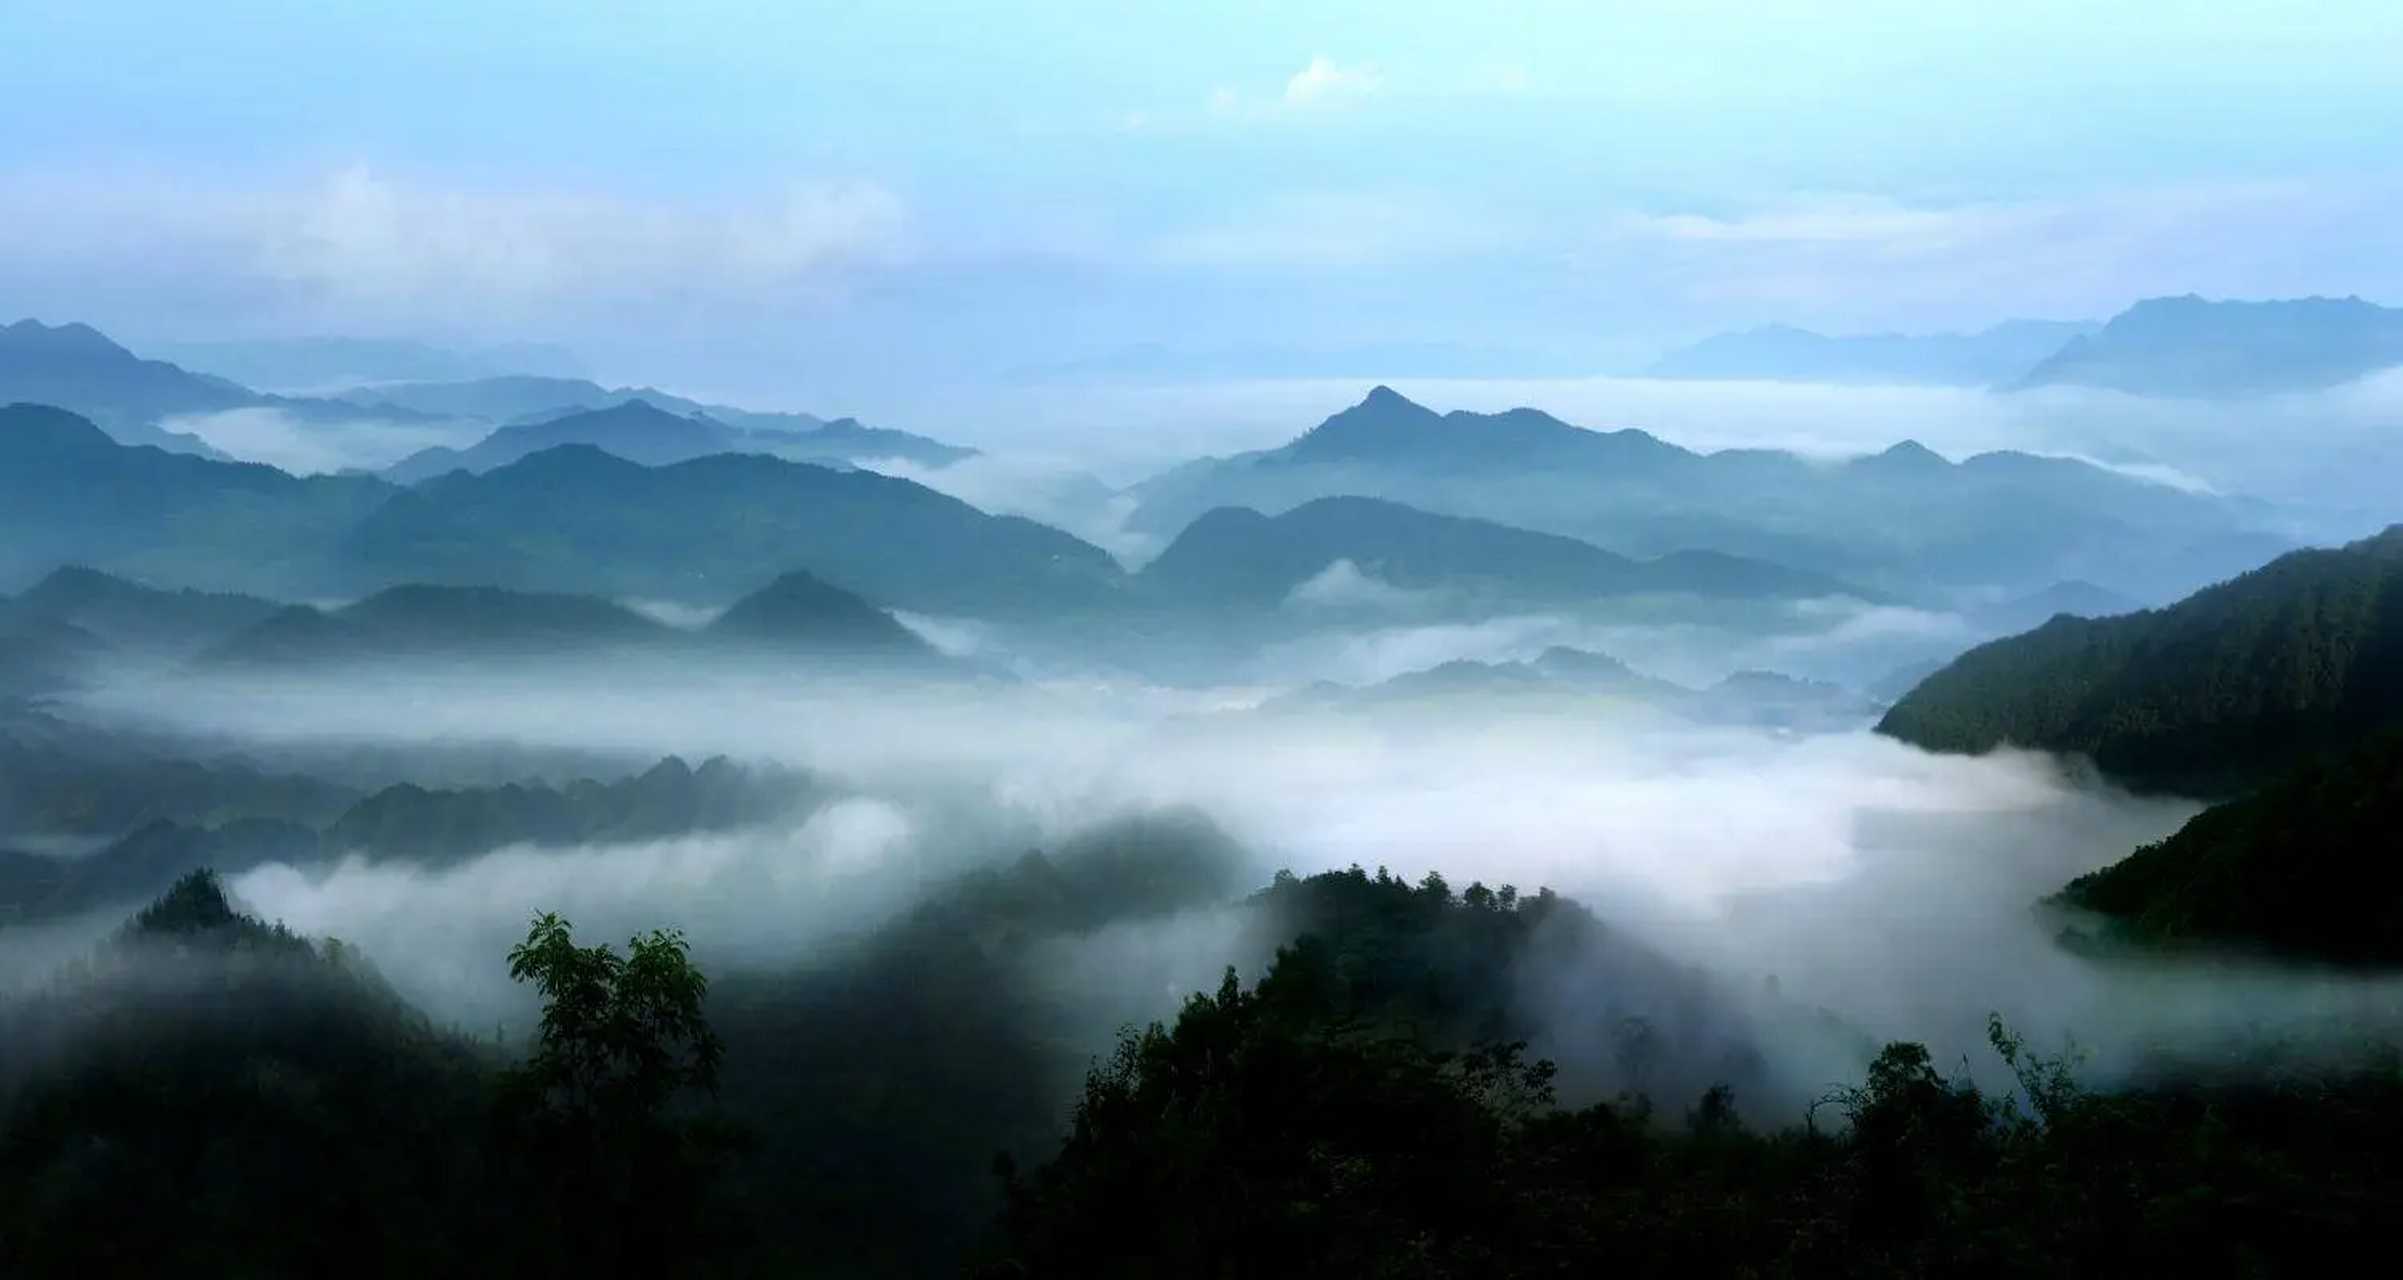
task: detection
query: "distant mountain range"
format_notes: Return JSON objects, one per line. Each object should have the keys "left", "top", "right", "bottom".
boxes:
{"left": 1011, "top": 341, "right": 1599, "bottom": 382}
{"left": 1644, "top": 320, "right": 2097, "bottom": 386}
{"left": 1, "top": 319, "right": 976, "bottom": 473}
{"left": 382, "top": 400, "right": 976, "bottom": 483}
{"left": 1140, "top": 496, "right": 1879, "bottom": 613}
{"left": 0, "top": 319, "right": 451, "bottom": 452}
{"left": 1260, "top": 646, "right": 1882, "bottom": 733}
{"left": 1653, "top": 295, "right": 2403, "bottom": 398}
{"left": 141, "top": 336, "right": 589, "bottom": 393}
{"left": 1128, "top": 386, "right": 2291, "bottom": 604}
{"left": 0, "top": 402, "right": 2007, "bottom": 674}
{"left": 0, "top": 404, "right": 1090, "bottom": 613}
{"left": 2009, "top": 295, "right": 2403, "bottom": 398}
{"left": 196, "top": 575, "right": 942, "bottom": 671}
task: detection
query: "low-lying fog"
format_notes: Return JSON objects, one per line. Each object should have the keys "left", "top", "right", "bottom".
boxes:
{"left": 44, "top": 656, "right": 2403, "bottom": 1115}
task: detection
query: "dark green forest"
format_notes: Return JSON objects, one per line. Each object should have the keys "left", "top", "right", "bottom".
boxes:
{"left": 2054, "top": 728, "right": 2403, "bottom": 966}
{"left": 1878, "top": 525, "right": 2403, "bottom": 797}
{"left": 8, "top": 846, "right": 2403, "bottom": 1279}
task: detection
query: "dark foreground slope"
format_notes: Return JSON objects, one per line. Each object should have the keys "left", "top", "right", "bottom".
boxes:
{"left": 10, "top": 845, "right": 2403, "bottom": 1279}
{"left": 2054, "top": 730, "right": 2403, "bottom": 967}
{"left": 1877, "top": 527, "right": 2403, "bottom": 795}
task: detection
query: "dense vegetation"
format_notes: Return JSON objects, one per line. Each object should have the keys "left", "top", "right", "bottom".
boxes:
{"left": 8, "top": 842, "right": 2403, "bottom": 1279}
{"left": 2056, "top": 729, "right": 2403, "bottom": 966}
{"left": 1879, "top": 525, "right": 2403, "bottom": 796}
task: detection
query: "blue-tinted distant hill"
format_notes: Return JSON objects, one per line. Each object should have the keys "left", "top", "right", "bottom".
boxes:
{"left": 1140, "top": 496, "right": 1881, "bottom": 613}
{"left": 1128, "top": 386, "right": 2292, "bottom": 604}
{"left": 0, "top": 403, "right": 396, "bottom": 595}
{"left": 0, "top": 320, "right": 442, "bottom": 449}
{"left": 2011, "top": 295, "right": 2403, "bottom": 397}
{"left": 384, "top": 399, "right": 974, "bottom": 483}
{"left": 198, "top": 574, "right": 942, "bottom": 670}
{"left": 344, "top": 377, "right": 975, "bottom": 468}
{"left": 144, "top": 336, "right": 589, "bottom": 392}
{"left": 338, "top": 445, "right": 1123, "bottom": 617}
{"left": 0, "top": 405, "right": 1101, "bottom": 615}
{"left": 1645, "top": 319, "right": 2096, "bottom": 386}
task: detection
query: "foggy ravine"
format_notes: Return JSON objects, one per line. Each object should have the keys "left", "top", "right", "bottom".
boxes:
{"left": 48, "top": 655, "right": 2403, "bottom": 1119}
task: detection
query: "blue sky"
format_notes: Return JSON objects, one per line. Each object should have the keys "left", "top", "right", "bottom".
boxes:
{"left": 3, "top": 0, "right": 2399, "bottom": 402}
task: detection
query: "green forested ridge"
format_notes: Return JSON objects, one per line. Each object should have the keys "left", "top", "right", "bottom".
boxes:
{"left": 2055, "top": 729, "right": 2403, "bottom": 966}
{"left": 9, "top": 846, "right": 2403, "bottom": 1278}
{"left": 1878, "top": 525, "right": 2403, "bottom": 796}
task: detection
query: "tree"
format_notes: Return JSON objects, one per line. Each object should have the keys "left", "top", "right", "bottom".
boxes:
{"left": 495, "top": 912, "right": 737, "bottom": 1278}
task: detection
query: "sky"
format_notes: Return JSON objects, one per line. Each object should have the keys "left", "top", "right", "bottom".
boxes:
{"left": 4, "top": 0, "right": 2401, "bottom": 405}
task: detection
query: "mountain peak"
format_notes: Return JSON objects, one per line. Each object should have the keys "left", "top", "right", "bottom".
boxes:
{"left": 1, "top": 318, "right": 130, "bottom": 360}
{"left": 1857, "top": 438, "right": 1951, "bottom": 472}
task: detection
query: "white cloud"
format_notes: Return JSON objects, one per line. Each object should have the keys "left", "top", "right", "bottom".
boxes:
{"left": 1283, "top": 55, "right": 1380, "bottom": 106}
{"left": 165, "top": 406, "right": 485, "bottom": 475}
{"left": 1598, "top": 181, "right": 2403, "bottom": 330}
{"left": 0, "top": 165, "right": 912, "bottom": 335}
{"left": 1618, "top": 196, "right": 2038, "bottom": 250}
{"left": 1143, "top": 189, "right": 1513, "bottom": 269}
{"left": 1203, "top": 56, "right": 1381, "bottom": 123}
{"left": 257, "top": 166, "right": 912, "bottom": 314}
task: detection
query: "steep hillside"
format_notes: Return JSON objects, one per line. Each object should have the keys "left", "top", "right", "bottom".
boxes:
{"left": 2054, "top": 730, "right": 2403, "bottom": 966}
{"left": 1878, "top": 527, "right": 2403, "bottom": 794}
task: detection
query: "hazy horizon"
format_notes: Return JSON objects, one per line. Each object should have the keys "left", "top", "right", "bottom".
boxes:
{"left": 7, "top": 1, "right": 2401, "bottom": 406}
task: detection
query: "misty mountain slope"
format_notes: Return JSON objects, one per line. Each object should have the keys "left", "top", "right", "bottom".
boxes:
{"left": 1261, "top": 648, "right": 1881, "bottom": 733}
{"left": 2053, "top": 729, "right": 2403, "bottom": 967}
{"left": 1877, "top": 526, "right": 2403, "bottom": 795}
{"left": 1644, "top": 319, "right": 2098, "bottom": 386}
{"left": 0, "top": 617, "right": 102, "bottom": 698}
{"left": 0, "top": 404, "right": 398, "bottom": 595}
{"left": 0, "top": 319, "right": 444, "bottom": 444}
{"left": 342, "top": 375, "right": 976, "bottom": 468}
{"left": 0, "top": 714, "right": 363, "bottom": 842}
{"left": 1140, "top": 495, "right": 1878, "bottom": 613}
{"left": 334, "top": 445, "right": 1128, "bottom": 616}
{"left": 321, "top": 755, "right": 815, "bottom": 870}
{"left": 383, "top": 399, "right": 977, "bottom": 484}
{"left": 1124, "top": 387, "right": 2287, "bottom": 602}
{"left": 0, "top": 872, "right": 497, "bottom": 1278}
{"left": 0, "top": 816, "right": 323, "bottom": 920}
{"left": 383, "top": 399, "right": 758, "bottom": 482}
{"left": 338, "top": 373, "right": 810, "bottom": 428}
{"left": 0, "top": 754, "right": 813, "bottom": 922}
{"left": 1968, "top": 580, "right": 2147, "bottom": 635}
{"left": 704, "top": 569, "right": 942, "bottom": 661}
{"left": 2012, "top": 294, "right": 2403, "bottom": 397}
{"left": 148, "top": 336, "right": 587, "bottom": 391}
{"left": 696, "top": 806, "right": 1260, "bottom": 1276}
{"left": 0, "top": 566, "right": 283, "bottom": 658}
{"left": 195, "top": 584, "right": 685, "bottom": 669}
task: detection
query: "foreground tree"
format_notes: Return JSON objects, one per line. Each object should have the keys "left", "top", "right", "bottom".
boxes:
{"left": 494, "top": 912, "right": 740, "bottom": 1278}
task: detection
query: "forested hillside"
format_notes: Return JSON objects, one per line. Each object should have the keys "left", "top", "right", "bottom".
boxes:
{"left": 1878, "top": 527, "right": 2403, "bottom": 795}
